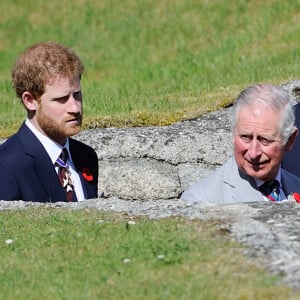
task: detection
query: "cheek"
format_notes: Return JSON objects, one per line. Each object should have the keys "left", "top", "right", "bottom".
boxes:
{"left": 258, "top": 144, "right": 285, "bottom": 163}
{"left": 48, "top": 104, "right": 66, "bottom": 118}
{"left": 267, "top": 146, "right": 285, "bottom": 159}
{"left": 234, "top": 139, "right": 247, "bottom": 153}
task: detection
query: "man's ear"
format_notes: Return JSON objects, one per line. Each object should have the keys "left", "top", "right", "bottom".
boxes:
{"left": 22, "top": 92, "right": 38, "bottom": 111}
{"left": 285, "top": 128, "right": 299, "bottom": 151}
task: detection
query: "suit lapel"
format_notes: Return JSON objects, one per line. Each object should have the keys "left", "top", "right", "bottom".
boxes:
{"left": 33, "top": 156, "right": 67, "bottom": 201}
{"left": 69, "top": 139, "right": 96, "bottom": 199}
{"left": 18, "top": 123, "right": 67, "bottom": 202}
{"left": 223, "top": 157, "right": 263, "bottom": 203}
{"left": 281, "top": 169, "right": 297, "bottom": 196}
{"left": 78, "top": 171, "right": 95, "bottom": 198}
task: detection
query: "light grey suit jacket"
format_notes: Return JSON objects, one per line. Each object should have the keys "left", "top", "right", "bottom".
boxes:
{"left": 181, "top": 156, "right": 300, "bottom": 204}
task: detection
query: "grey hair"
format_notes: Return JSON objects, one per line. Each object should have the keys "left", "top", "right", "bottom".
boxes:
{"left": 229, "top": 83, "right": 295, "bottom": 144}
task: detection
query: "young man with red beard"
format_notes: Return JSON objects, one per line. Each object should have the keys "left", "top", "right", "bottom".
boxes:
{"left": 0, "top": 42, "right": 98, "bottom": 202}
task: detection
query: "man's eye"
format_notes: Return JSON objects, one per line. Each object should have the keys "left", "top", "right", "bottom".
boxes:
{"left": 240, "top": 135, "right": 252, "bottom": 143}
{"left": 55, "top": 96, "right": 69, "bottom": 103}
{"left": 258, "top": 137, "right": 273, "bottom": 146}
{"left": 74, "top": 91, "right": 82, "bottom": 101}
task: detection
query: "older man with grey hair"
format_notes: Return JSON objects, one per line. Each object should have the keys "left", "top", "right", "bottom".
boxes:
{"left": 181, "top": 83, "right": 300, "bottom": 204}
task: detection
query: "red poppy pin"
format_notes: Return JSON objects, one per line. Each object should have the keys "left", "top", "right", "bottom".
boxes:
{"left": 82, "top": 167, "right": 93, "bottom": 182}
{"left": 292, "top": 192, "right": 300, "bottom": 203}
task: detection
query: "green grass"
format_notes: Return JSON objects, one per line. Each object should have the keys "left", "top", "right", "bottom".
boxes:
{"left": 0, "top": 208, "right": 298, "bottom": 300}
{"left": 0, "top": 0, "right": 300, "bottom": 137}
{"left": 1, "top": 2, "right": 300, "bottom": 297}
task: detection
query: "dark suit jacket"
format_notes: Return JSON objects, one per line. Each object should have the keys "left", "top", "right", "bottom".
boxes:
{"left": 282, "top": 103, "right": 300, "bottom": 177}
{"left": 0, "top": 123, "right": 98, "bottom": 202}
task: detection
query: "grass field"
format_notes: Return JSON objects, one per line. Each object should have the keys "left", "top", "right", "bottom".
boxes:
{"left": 1, "top": 208, "right": 298, "bottom": 300}
{"left": 1, "top": 1, "right": 300, "bottom": 298}
{"left": 0, "top": 0, "right": 299, "bottom": 137}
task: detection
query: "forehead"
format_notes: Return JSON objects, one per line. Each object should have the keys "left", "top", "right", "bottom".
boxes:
{"left": 236, "top": 104, "right": 281, "bottom": 134}
{"left": 43, "top": 76, "right": 81, "bottom": 99}
{"left": 45, "top": 76, "right": 80, "bottom": 89}
{"left": 46, "top": 75, "right": 80, "bottom": 86}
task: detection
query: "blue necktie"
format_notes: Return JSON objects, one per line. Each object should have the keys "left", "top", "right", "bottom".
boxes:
{"left": 259, "top": 179, "right": 280, "bottom": 202}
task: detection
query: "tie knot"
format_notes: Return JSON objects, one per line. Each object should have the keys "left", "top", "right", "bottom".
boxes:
{"left": 259, "top": 179, "right": 280, "bottom": 201}
{"left": 56, "top": 148, "right": 69, "bottom": 168}
{"left": 59, "top": 148, "right": 69, "bottom": 163}
{"left": 264, "top": 179, "right": 279, "bottom": 189}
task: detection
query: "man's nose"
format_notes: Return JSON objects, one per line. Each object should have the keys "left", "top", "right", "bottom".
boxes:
{"left": 68, "top": 95, "right": 81, "bottom": 113}
{"left": 248, "top": 139, "right": 262, "bottom": 159}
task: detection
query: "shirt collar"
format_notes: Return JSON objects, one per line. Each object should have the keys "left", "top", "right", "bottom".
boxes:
{"left": 255, "top": 168, "right": 282, "bottom": 188}
{"left": 25, "top": 119, "right": 72, "bottom": 164}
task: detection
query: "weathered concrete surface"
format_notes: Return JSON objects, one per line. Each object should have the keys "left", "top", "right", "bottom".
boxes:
{"left": 210, "top": 201, "right": 300, "bottom": 292}
{"left": 77, "top": 108, "right": 232, "bottom": 199}
{"left": 75, "top": 80, "right": 300, "bottom": 201}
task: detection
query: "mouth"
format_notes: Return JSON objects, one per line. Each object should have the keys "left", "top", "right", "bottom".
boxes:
{"left": 247, "top": 159, "right": 269, "bottom": 170}
{"left": 66, "top": 116, "right": 81, "bottom": 125}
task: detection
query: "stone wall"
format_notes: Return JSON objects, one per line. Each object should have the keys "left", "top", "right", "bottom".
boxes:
{"left": 77, "top": 108, "right": 232, "bottom": 200}
{"left": 76, "top": 80, "right": 300, "bottom": 201}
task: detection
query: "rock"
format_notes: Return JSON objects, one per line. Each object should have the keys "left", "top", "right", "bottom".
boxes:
{"left": 280, "top": 80, "right": 300, "bottom": 105}
{"left": 98, "top": 158, "right": 181, "bottom": 200}
{"left": 76, "top": 80, "right": 300, "bottom": 201}
{"left": 77, "top": 108, "right": 233, "bottom": 200}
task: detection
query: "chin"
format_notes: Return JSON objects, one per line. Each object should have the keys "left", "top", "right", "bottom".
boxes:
{"left": 244, "top": 168, "right": 266, "bottom": 180}
{"left": 66, "top": 126, "right": 81, "bottom": 136}
{"left": 251, "top": 171, "right": 273, "bottom": 181}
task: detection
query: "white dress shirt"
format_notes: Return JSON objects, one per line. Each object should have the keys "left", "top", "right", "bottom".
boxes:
{"left": 25, "top": 119, "right": 85, "bottom": 201}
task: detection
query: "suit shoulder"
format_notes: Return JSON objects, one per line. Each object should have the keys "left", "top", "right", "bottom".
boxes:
{"left": 180, "top": 158, "right": 231, "bottom": 203}
{"left": 282, "top": 168, "right": 300, "bottom": 184}
{"left": 69, "top": 138, "right": 98, "bottom": 166}
{"left": 69, "top": 138, "right": 97, "bottom": 154}
{"left": 0, "top": 133, "right": 23, "bottom": 158}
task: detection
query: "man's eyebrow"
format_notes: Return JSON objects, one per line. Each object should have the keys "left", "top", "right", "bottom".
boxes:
{"left": 53, "top": 88, "right": 82, "bottom": 98}
{"left": 53, "top": 94, "right": 69, "bottom": 101}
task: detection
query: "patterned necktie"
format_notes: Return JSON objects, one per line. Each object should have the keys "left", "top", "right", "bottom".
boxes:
{"left": 56, "top": 148, "right": 76, "bottom": 202}
{"left": 259, "top": 179, "right": 280, "bottom": 202}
